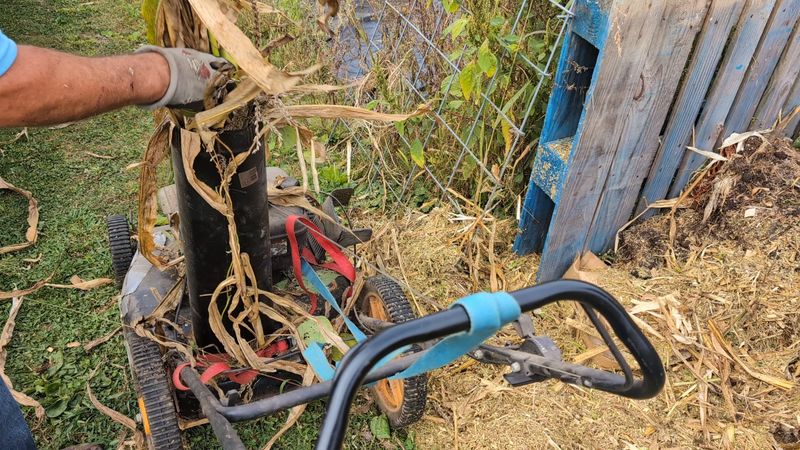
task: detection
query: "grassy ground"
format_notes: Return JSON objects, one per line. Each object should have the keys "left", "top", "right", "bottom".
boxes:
{"left": 0, "top": 1, "right": 405, "bottom": 448}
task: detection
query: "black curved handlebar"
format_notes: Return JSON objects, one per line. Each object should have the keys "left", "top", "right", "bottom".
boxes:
{"left": 314, "top": 280, "right": 665, "bottom": 450}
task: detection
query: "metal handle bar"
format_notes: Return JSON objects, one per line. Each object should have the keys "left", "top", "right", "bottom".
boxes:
{"left": 314, "top": 279, "right": 665, "bottom": 450}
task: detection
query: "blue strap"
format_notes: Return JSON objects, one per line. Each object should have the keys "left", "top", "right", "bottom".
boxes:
{"left": 300, "top": 260, "right": 407, "bottom": 381}
{"left": 301, "top": 259, "right": 367, "bottom": 342}
{"left": 0, "top": 31, "right": 17, "bottom": 77}
{"left": 390, "top": 292, "right": 520, "bottom": 379}
{"left": 302, "top": 342, "right": 336, "bottom": 381}
{"left": 301, "top": 259, "right": 365, "bottom": 380}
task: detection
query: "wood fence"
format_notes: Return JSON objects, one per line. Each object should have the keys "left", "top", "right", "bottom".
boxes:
{"left": 515, "top": 0, "right": 800, "bottom": 282}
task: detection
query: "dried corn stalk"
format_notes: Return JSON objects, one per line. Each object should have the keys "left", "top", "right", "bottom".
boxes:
{"left": 136, "top": 0, "right": 430, "bottom": 444}
{"left": 0, "top": 176, "right": 39, "bottom": 255}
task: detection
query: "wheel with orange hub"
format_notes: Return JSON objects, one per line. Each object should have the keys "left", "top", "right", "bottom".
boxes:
{"left": 358, "top": 276, "right": 427, "bottom": 428}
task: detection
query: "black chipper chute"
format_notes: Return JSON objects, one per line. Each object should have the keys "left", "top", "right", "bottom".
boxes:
{"left": 169, "top": 124, "right": 275, "bottom": 350}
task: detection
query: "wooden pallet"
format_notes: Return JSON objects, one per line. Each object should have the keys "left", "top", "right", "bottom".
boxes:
{"left": 514, "top": 0, "right": 708, "bottom": 281}
{"left": 515, "top": 0, "right": 800, "bottom": 281}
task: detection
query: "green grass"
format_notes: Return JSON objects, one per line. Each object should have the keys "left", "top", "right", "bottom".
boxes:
{"left": 0, "top": 1, "right": 409, "bottom": 448}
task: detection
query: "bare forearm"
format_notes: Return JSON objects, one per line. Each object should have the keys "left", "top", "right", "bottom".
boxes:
{"left": 0, "top": 46, "right": 169, "bottom": 127}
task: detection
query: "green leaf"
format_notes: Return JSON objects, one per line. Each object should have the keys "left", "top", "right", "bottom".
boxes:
{"left": 395, "top": 120, "right": 406, "bottom": 137}
{"left": 410, "top": 139, "right": 425, "bottom": 168}
{"left": 440, "top": 74, "right": 462, "bottom": 98}
{"left": 443, "top": 17, "right": 469, "bottom": 41}
{"left": 441, "top": 0, "right": 459, "bottom": 13}
{"left": 459, "top": 62, "right": 479, "bottom": 101}
{"left": 447, "top": 100, "right": 464, "bottom": 110}
{"left": 490, "top": 16, "right": 505, "bottom": 28}
{"left": 46, "top": 398, "right": 69, "bottom": 418}
{"left": 447, "top": 49, "right": 464, "bottom": 62}
{"left": 47, "top": 351, "right": 64, "bottom": 377}
{"left": 297, "top": 316, "right": 336, "bottom": 346}
{"left": 478, "top": 40, "right": 498, "bottom": 77}
{"left": 369, "top": 415, "right": 391, "bottom": 440}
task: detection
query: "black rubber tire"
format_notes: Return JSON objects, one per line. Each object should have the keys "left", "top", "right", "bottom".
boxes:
{"left": 125, "top": 330, "right": 183, "bottom": 450}
{"left": 358, "top": 275, "right": 427, "bottom": 428}
{"left": 107, "top": 215, "right": 134, "bottom": 289}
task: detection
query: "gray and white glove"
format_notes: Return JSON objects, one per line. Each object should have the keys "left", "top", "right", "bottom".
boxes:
{"left": 136, "top": 45, "right": 231, "bottom": 110}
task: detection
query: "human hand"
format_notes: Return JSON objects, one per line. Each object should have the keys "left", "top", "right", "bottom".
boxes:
{"left": 136, "top": 46, "right": 231, "bottom": 110}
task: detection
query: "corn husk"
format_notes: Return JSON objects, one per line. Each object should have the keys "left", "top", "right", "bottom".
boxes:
{"left": 0, "top": 177, "right": 39, "bottom": 255}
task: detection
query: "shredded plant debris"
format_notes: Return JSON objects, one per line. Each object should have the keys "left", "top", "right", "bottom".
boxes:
{"left": 350, "top": 129, "right": 799, "bottom": 449}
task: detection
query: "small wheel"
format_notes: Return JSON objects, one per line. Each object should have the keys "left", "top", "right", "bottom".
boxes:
{"left": 358, "top": 276, "right": 427, "bottom": 428}
{"left": 124, "top": 329, "right": 183, "bottom": 450}
{"left": 107, "top": 215, "right": 134, "bottom": 289}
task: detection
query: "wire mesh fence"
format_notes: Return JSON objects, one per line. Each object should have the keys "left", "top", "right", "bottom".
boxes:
{"left": 330, "top": 0, "right": 572, "bottom": 216}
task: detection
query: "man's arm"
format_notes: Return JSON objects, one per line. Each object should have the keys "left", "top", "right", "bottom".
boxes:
{"left": 0, "top": 46, "right": 170, "bottom": 127}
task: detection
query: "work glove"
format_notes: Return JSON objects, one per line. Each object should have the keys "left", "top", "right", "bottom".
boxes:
{"left": 135, "top": 45, "right": 231, "bottom": 110}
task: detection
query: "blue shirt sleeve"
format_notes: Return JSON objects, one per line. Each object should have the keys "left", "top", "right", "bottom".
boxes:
{"left": 0, "top": 30, "right": 18, "bottom": 77}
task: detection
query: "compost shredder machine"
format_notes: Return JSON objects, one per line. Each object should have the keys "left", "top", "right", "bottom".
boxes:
{"left": 107, "top": 124, "right": 665, "bottom": 450}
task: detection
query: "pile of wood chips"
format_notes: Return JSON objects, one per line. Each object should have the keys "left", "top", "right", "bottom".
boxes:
{"left": 354, "top": 129, "right": 799, "bottom": 449}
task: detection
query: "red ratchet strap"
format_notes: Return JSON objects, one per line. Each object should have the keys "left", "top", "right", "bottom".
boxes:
{"left": 285, "top": 215, "right": 356, "bottom": 313}
{"left": 173, "top": 340, "right": 289, "bottom": 391}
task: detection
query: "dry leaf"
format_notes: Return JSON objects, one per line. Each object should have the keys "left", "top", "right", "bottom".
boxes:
{"left": 46, "top": 275, "right": 113, "bottom": 291}
{"left": 195, "top": 78, "right": 261, "bottom": 131}
{"left": 66, "top": 341, "right": 81, "bottom": 348}
{"left": 316, "top": 0, "right": 339, "bottom": 36}
{"left": 186, "top": 0, "right": 309, "bottom": 95}
{"left": 562, "top": 253, "right": 618, "bottom": 370}
{"left": 0, "top": 277, "right": 50, "bottom": 300}
{"left": 719, "top": 130, "right": 768, "bottom": 153}
{"left": 708, "top": 320, "right": 794, "bottom": 390}
{"left": 86, "top": 383, "right": 142, "bottom": 438}
{"left": 0, "top": 177, "right": 39, "bottom": 255}
{"left": 84, "top": 151, "right": 115, "bottom": 159}
{"left": 138, "top": 120, "right": 172, "bottom": 269}
{"left": 271, "top": 103, "right": 430, "bottom": 122}
{"left": 84, "top": 327, "right": 122, "bottom": 352}
{"left": 687, "top": 146, "right": 728, "bottom": 161}
{"left": 0, "top": 297, "right": 46, "bottom": 419}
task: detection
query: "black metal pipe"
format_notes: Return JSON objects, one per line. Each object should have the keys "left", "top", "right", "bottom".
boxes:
{"left": 170, "top": 125, "right": 274, "bottom": 350}
{"left": 181, "top": 368, "right": 246, "bottom": 450}
{"left": 315, "top": 280, "right": 665, "bottom": 450}
{"left": 181, "top": 351, "right": 423, "bottom": 422}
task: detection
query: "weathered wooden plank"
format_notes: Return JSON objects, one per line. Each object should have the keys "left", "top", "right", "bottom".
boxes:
{"left": 584, "top": 1, "right": 710, "bottom": 254}
{"left": 781, "top": 76, "right": 800, "bottom": 136}
{"left": 634, "top": 0, "right": 746, "bottom": 217}
{"left": 754, "top": 23, "right": 800, "bottom": 128}
{"left": 668, "top": 0, "right": 778, "bottom": 197}
{"left": 722, "top": 0, "right": 800, "bottom": 134}
{"left": 536, "top": 0, "right": 709, "bottom": 282}
{"left": 514, "top": 2, "right": 601, "bottom": 256}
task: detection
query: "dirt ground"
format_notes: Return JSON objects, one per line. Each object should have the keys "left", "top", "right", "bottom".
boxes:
{"left": 358, "top": 131, "right": 799, "bottom": 449}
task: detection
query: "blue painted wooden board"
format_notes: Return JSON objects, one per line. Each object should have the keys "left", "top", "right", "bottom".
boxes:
{"left": 635, "top": 0, "right": 746, "bottom": 217}
{"left": 754, "top": 23, "right": 800, "bottom": 129}
{"left": 668, "top": 0, "right": 778, "bottom": 197}
{"left": 514, "top": 0, "right": 603, "bottom": 256}
{"left": 536, "top": 0, "right": 709, "bottom": 282}
{"left": 529, "top": 137, "right": 575, "bottom": 202}
{"left": 571, "top": 0, "right": 610, "bottom": 48}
